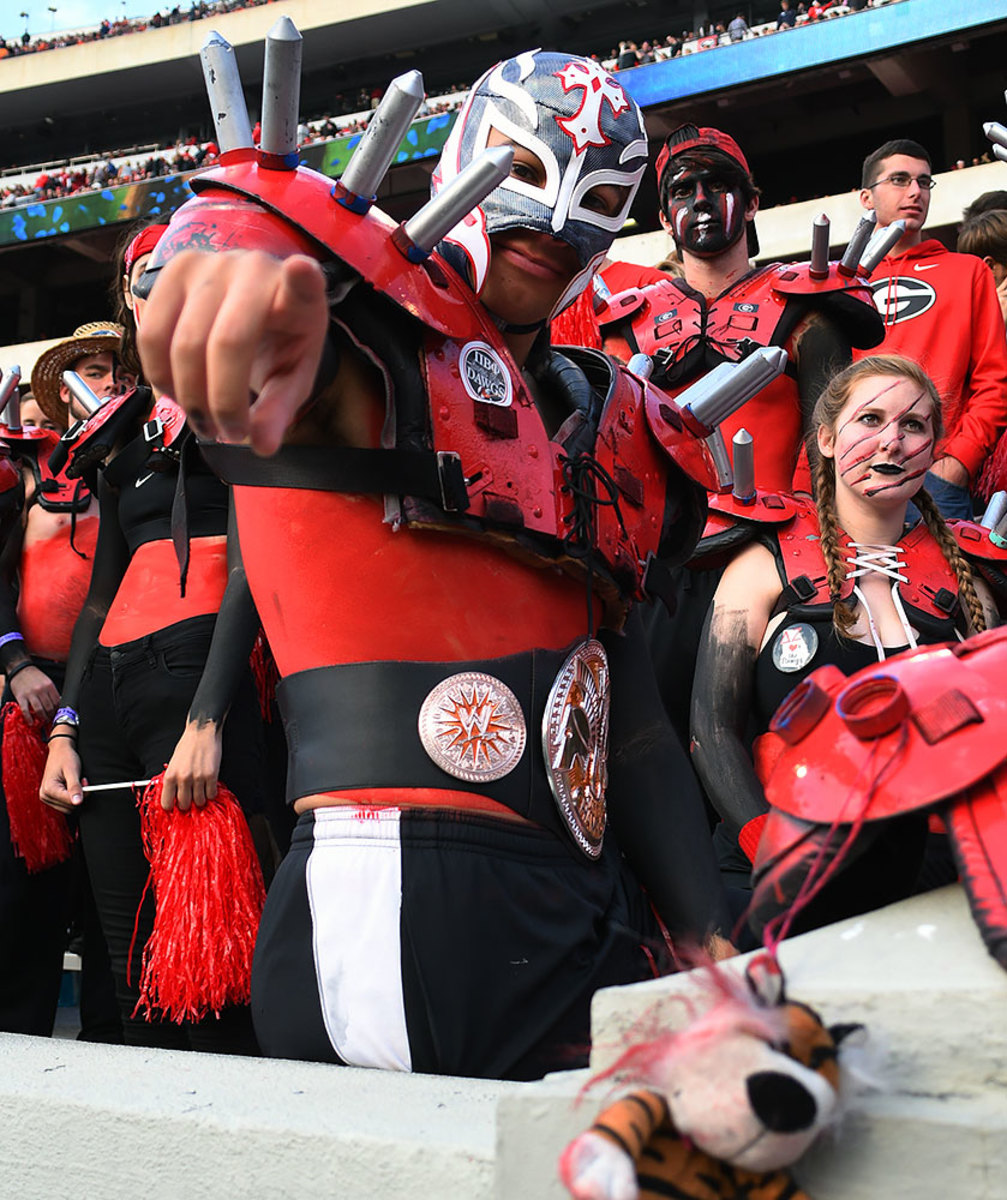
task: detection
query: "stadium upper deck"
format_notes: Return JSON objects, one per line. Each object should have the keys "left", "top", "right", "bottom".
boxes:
{"left": 0, "top": 0, "right": 1004, "bottom": 350}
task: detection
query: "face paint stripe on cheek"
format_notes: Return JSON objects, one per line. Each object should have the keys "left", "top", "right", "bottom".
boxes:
{"left": 899, "top": 437, "right": 935, "bottom": 468}
{"left": 837, "top": 378, "right": 904, "bottom": 435}
{"left": 675, "top": 207, "right": 688, "bottom": 240}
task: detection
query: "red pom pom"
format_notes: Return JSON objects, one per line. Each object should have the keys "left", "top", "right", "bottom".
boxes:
{"left": 2, "top": 702, "right": 73, "bottom": 872}
{"left": 249, "top": 628, "right": 279, "bottom": 723}
{"left": 132, "top": 773, "right": 266, "bottom": 1023}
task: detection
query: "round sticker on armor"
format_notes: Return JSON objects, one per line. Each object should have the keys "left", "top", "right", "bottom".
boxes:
{"left": 542, "top": 640, "right": 611, "bottom": 858}
{"left": 418, "top": 671, "right": 527, "bottom": 783}
{"left": 772, "top": 622, "right": 819, "bottom": 673}
{"left": 460, "top": 341, "right": 513, "bottom": 407}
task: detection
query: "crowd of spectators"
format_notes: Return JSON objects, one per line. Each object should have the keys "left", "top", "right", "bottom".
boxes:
{"left": 0, "top": 0, "right": 913, "bottom": 213}
{"left": 0, "top": 1, "right": 273, "bottom": 59}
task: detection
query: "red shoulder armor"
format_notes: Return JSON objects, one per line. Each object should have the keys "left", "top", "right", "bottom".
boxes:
{"left": 768, "top": 260, "right": 872, "bottom": 300}
{"left": 768, "top": 262, "right": 883, "bottom": 349}
{"left": 1, "top": 427, "right": 88, "bottom": 510}
{"left": 949, "top": 518, "right": 1007, "bottom": 564}
{"left": 687, "top": 490, "right": 803, "bottom": 569}
{"left": 180, "top": 164, "right": 487, "bottom": 342}
{"left": 642, "top": 379, "right": 735, "bottom": 494}
{"left": 66, "top": 386, "right": 152, "bottom": 478}
{"left": 759, "top": 628, "right": 1007, "bottom": 823}
{"left": 1, "top": 424, "right": 56, "bottom": 453}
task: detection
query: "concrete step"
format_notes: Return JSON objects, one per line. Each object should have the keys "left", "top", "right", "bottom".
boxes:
{"left": 0, "top": 1033, "right": 523, "bottom": 1200}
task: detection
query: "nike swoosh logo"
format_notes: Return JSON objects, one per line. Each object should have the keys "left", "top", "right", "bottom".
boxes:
{"left": 135, "top": 472, "right": 154, "bottom": 488}
{"left": 913, "top": 263, "right": 939, "bottom": 271}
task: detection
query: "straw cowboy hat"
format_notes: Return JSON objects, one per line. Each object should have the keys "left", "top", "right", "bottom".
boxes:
{"left": 30, "top": 321, "right": 124, "bottom": 429}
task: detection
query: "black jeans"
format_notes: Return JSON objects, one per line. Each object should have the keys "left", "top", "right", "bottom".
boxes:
{"left": 77, "top": 614, "right": 264, "bottom": 1053}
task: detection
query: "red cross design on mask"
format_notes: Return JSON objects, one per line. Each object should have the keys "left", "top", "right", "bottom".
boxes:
{"left": 554, "top": 60, "right": 630, "bottom": 155}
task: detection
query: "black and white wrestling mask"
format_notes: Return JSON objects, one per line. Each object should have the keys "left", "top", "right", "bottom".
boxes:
{"left": 432, "top": 49, "right": 648, "bottom": 317}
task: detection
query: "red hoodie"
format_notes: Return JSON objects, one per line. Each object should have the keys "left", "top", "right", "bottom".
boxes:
{"left": 854, "top": 239, "right": 1007, "bottom": 483}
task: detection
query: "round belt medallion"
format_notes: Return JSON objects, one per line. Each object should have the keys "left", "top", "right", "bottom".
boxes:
{"left": 418, "top": 672, "right": 527, "bottom": 783}
{"left": 772, "top": 622, "right": 819, "bottom": 673}
{"left": 542, "top": 640, "right": 610, "bottom": 859}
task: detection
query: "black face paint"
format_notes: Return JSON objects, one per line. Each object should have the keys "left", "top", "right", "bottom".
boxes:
{"left": 667, "top": 164, "right": 746, "bottom": 257}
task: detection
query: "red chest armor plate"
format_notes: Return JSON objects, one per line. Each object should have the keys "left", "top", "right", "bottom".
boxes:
{"left": 2, "top": 426, "right": 89, "bottom": 511}
{"left": 773, "top": 501, "right": 960, "bottom": 626}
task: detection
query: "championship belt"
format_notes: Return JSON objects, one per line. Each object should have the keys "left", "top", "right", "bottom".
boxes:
{"left": 542, "top": 639, "right": 611, "bottom": 859}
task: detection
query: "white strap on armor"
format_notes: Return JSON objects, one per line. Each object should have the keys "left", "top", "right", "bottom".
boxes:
{"left": 844, "top": 542, "right": 919, "bottom": 661}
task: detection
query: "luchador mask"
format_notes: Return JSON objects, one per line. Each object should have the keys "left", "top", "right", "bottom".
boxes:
{"left": 432, "top": 49, "right": 648, "bottom": 313}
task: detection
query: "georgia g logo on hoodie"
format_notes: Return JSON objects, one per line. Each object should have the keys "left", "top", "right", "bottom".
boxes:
{"left": 868, "top": 275, "right": 937, "bottom": 324}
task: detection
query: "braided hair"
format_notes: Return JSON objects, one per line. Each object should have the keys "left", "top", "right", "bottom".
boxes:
{"left": 808, "top": 354, "right": 986, "bottom": 637}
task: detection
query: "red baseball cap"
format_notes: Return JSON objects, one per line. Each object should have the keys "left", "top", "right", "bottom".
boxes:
{"left": 655, "top": 125, "right": 751, "bottom": 190}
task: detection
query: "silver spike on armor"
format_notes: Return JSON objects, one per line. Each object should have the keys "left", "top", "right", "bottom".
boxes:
{"left": 980, "top": 490, "right": 1007, "bottom": 534}
{"left": 0, "top": 366, "right": 22, "bottom": 429}
{"left": 681, "top": 346, "right": 789, "bottom": 433}
{"left": 200, "top": 32, "right": 253, "bottom": 154}
{"left": 838, "top": 212, "right": 876, "bottom": 277}
{"left": 704, "top": 429, "right": 734, "bottom": 491}
{"left": 395, "top": 146, "right": 513, "bottom": 260}
{"left": 339, "top": 71, "right": 425, "bottom": 210}
{"left": 61, "top": 371, "right": 103, "bottom": 416}
{"left": 809, "top": 214, "right": 830, "bottom": 279}
{"left": 731, "top": 428, "right": 756, "bottom": 503}
{"left": 984, "top": 121, "right": 1007, "bottom": 152}
{"left": 260, "top": 16, "right": 303, "bottom": 164}
{"left": 858, "top": 219, "right": 905, "bottom": 276}
{"left": 627, "top": 353, "right": 653, "bottom": 381}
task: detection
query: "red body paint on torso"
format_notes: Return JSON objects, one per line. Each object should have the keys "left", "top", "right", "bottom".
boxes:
{"left": 235, "top": 489, "right": 591, "bottom": 678}
{"left": 18, "top": 517, "right": 99, "bottom": 662}
{"left": 99, "top": 536, "right": 228, "bottom": 647}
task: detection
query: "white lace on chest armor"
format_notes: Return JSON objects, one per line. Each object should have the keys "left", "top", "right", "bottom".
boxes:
{"left": 844, "top": 543, "right": 918, "bottom": 661}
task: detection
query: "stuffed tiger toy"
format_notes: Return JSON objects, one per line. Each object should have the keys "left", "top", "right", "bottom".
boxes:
{"left": 559, "top": 955, "right": 862, "bottom": 1200}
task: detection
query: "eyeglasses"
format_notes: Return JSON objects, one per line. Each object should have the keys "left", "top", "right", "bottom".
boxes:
{"left": 867, "top": 172, "right": 936, "bottom": 191}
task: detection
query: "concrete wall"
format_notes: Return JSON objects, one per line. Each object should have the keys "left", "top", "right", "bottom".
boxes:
{"left": 2, "top": 887, "right": 1006, "bottom": 1198}
{"left": 612, "top": 159, "right": 1007, "bottom": 267}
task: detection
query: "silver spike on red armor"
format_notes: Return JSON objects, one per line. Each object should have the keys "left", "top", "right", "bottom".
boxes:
{"left": 200, "top": 32, "right": 254, "bottom": 154}
{"left": 61, "top": 371, "right": 103, "bottom": 416}
{"left": 858, "top": 219, "right": 905, "bottom": 276}
{"left": 337, "top": 70, "right": 425, "bottom": 213}
{"left": 260, "top": 16, "right": 303, "bottom": 169}
{"left": 838, "top": 212, "right": 876, "bottom": 278}
{"left": 809, "top": 214, "right": 830, "bottom": 279}
{"left": 703, "top": 428, "right": 734, "bottom": 492}
{"left": 0, "top": 366, "right": 22, "bottom": 429}
{"left": 731, "top": 428, "right": 756, "bottom": 504}
{"left": 393, "top": 145, "right": 513, "bottom": 262}
{"left": 980, "top": 491, "right": 1007, "bottom": 547}
{"left": 626, "top": 353, "right": 653, "bottom": 381}
{"left": 678, "top": 345, "right": 789, "bottom": 434}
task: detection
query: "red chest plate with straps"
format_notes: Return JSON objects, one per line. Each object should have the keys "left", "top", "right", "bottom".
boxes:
{"left": 2, "top": 425, "right": 90, "bottom": 511}
{"left": 597, "top": 262, "right": 877, "bottom": 371}
{"left": 773, "top": 500, "right": 959, "bottom": 622}
{"left": 420, "top": 331, "right": 713, "bottom": 601}
{"left": 155, "top": 157, "right": 724, "bottom": 601}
